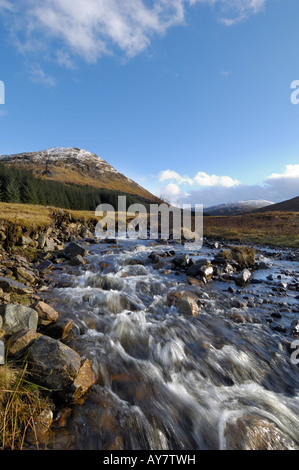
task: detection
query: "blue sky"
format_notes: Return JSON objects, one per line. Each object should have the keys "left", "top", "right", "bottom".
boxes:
{"left": 0, "top": 0, "right": 299, "bottom": 207}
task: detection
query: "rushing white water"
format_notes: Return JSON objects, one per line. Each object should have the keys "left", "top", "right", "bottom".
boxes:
{"left": 43, "top": 238, "right": 299, "bottom": 450}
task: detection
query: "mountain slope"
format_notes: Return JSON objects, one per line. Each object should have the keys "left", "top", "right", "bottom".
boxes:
{"left": 253, "top": 196, "right": 299, "bottom": 213}
{"left": 204, "top": 200, "right": 274, "bottom": 216}
{"left": 0, "top": 147, "right": 160, "bottom": 203}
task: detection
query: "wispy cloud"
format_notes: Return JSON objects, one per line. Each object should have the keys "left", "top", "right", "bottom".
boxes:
{"left": 0, "top": 0, "right": 15, "bottom": 12}
{"left": 221, "top": 69, "right": 231, "bottom": 78}
{"left": 0, "top": 0, "right": 269, "bottom": 65}
{"left": 206, "top": 0, "right": 268, "bottom": 25}
{"left": 30, "top": 65, "right": 57, "bottom": 87}
{"left": 56, "top": 50, "right": 76, "bottom": 70}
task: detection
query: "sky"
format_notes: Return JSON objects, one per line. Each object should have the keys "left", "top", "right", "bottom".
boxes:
{"left": 0, "top": 0, "right": 299, "bottom": 208}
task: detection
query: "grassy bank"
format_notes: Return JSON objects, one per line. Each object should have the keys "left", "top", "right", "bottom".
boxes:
{"left": 203, "top": 211, "right": 299, "bottom": 248}
{"left": 0, "top": 203, "right": 298, "bottom": 249}
{"left": 0, "top": 203, "right": 98, "bottom": 229}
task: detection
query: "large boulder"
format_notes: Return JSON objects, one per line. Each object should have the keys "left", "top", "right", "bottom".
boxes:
{"left": 27, "top": 335, "right": 81, "bottom": 390}
{"left": 62, "top": 242, "right": 87, "bottom": 260}
{"left": 0, "top": 304, "right": 38, "bottom": 335}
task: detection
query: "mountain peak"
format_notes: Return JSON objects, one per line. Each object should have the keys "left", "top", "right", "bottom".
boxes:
{"left": 0, "top": 147, "right": 159, "bottom": 202}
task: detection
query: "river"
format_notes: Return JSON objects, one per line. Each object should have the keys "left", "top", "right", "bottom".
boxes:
{"left": 40, "top": 238, "right": 299, "bottom": 450}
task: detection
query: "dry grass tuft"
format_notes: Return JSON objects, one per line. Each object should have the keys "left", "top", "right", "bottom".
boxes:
{"left": 0, "top": 363, "right": 53, "bottom": 450}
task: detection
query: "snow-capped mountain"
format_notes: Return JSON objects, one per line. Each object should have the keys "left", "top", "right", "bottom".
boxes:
{"left": 0, "top": 147, "right": 159, "bottom": 202}
{"left": 204, "top": 200, "right": 274, "bottom": 216}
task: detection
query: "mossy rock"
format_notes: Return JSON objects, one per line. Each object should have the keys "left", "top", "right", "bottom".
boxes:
{"left": 218, "top": 246, "right": 256, "bottom": 270}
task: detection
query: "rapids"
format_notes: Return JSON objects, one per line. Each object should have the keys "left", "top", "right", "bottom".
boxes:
{"left": 40, "top": 238, "right": 299, "bottom": 450}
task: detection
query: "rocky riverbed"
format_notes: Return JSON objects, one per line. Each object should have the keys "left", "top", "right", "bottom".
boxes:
{"left": 0, "top": 223, "right": 298, "bottom": 450}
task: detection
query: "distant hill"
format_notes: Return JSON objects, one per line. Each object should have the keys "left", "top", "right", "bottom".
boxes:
{"left": 203, "top": 200, "right": 274, "bottom": 216}
{"left": 253, "top": 196, "right": 299, "bottom": 213}
{"left": 0, "top": 147, "right": 160, "bottom": 203}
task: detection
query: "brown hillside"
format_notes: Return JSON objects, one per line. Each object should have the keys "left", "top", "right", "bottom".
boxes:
{"left": 0, "top": 147, "right": 161, "bottom": 203}
{"left": 253, "top": 196, "right": 299, "bottom": 213}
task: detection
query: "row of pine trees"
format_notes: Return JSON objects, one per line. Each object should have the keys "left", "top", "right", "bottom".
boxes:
{"left": 0, "top": 164, "right": 151, "bottom": 211}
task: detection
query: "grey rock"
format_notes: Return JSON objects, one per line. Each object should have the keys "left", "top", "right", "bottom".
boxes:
{"left": 198, "top": 265, "right": 214, "bottom": 279}
{"left": 27, "top": 335, "right": 81, "bottom": 390}
{"left": 231, "top": 298, "right": 247, "bottom": 309}
{"left": 19, "top": 236, "right": 33, "bottom": 246}
{"left": 69, "top": 254, "right": 86, "bottom": 266}
{"left": 44, "top": 238, "right": 55, "bottom": 252}
{"left": 186, "top": 259, "right": 210, "bottom": 276}
{"left": 258, "top": 261, "right": 269, "bottom": 270}
{"left": 11, "top": 266, "right": 38, "bottom": 285}
{"left": 176, "top": 296, "right": 200, "bottom": 317}
{"left": 37, "top": 233, "right": 47, "bottom": 249}
{"left": 173, "top": 254, "right": 190, "bottom": 268}
{"left": 62, "top": 242, "right": 87, "bottom": 260}
{"left": 278, "top": 281, "right": 288, "bottom": 289}
{"left": 0, "top": 304, "right": 38, "bottom": 335}
{"left": 0, "top": 277, "right": 34, "bottom": 295}
{"left": 235, "top": 269, "right": 252, "bottom": 286}
{"left": 37, "top": 259, "right": 53, "bottom": 272}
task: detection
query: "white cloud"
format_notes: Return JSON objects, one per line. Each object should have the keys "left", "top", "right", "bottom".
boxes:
{"left": 158, "top": 168, "right": 241, "bottom": 188}
{"left": 268, "top": 164, "right": 299, "bottom": 180}
{"left": 0, "top": 0, "right": 269, "bottom": 64}
{"left": 194, "top": 171, "right": 240, "bottom": 187}
{"left": 157, "top": 163, "right": 299, "bottom": 207}
{"left": 159, "top": 169, "right": 193, "bottom": 185}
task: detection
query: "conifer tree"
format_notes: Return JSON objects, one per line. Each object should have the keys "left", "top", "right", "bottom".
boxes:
{"left": 5, "top": 174, "right": 21, "bottom": 203}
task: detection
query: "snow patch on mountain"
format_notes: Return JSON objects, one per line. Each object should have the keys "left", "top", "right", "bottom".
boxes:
{"left": 204, "top": 199, "right": 274, "bottom": 215}
{"left": 0, "top": 147, "right": 122, "bottom": 174}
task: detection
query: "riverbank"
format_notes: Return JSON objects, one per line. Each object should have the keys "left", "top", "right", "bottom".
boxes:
{"left": 0, "top": 205, "right": 99, "bottom": 449}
